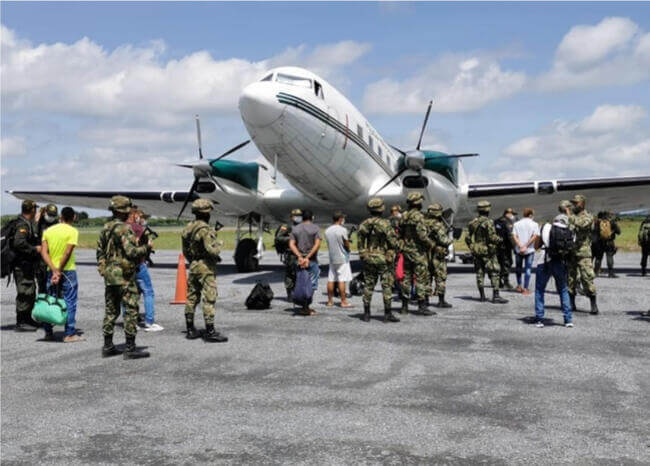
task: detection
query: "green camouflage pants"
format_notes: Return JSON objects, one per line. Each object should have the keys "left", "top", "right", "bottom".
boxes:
{"left": 496, "top": 248, "right": 513, "bottom": 285}
{"left": 362, "top": 262, "right": 393, "bottom": 307}
{"left": 401, "top": 257, "right": 429, "bottom": 300}
{"left": 13, "top": 265, "right": 36, "bottom": 318}
{"left": 284, "top": 256, "right": 297, "bottom": 292}
{"left": 103, "top": 283, "right": 139, "bottom": 337}
{"left": 185, "top": 271, "right": 217, "bottom": 325}
{"left": 473, "top": 255, "right": 500, "bottom": 290}
{"left": 431, "top": 256, "right": 448, "bottom": 296}
{"left": 568, "top": 256, "right": 596, "bottom": 296}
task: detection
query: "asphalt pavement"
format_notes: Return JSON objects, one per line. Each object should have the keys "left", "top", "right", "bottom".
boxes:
{"left": 1, "top": 249, "right": 649, "bottom": 464}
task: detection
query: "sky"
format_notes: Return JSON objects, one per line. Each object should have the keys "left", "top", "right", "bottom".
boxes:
{"left": 1, "top": 2, "right": 649, "bottom": 215}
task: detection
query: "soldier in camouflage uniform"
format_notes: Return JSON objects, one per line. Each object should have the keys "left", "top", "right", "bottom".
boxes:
{"left": 567, "top": 194, "right": 599, "bottom": 314}
{"left": 181, "top": 199, "right": 228, "bottom": 343}
{"left": 399, "top": 192, "right": 435, "bottom": 316}
{"left": 35, "top": 204, "right": 59, "bottom": 294}
{"left": 97, "top": 196, "right": 151, "bottom": 359}
{"left": 494, "top": 207, "right": 516, "bottom": 290}
{"left": 274, "top": 209, "right": 302, "bottom": 301}
{"left": 465, "top": 201, "right": 508, "bottom": 304}
{"left": 425, "top": 204, "right": 453, "bottom": 308}
{"left": 357, "top": 198, "right": 400, "bottom": 323}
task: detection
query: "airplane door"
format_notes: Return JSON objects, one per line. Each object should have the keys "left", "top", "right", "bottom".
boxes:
{"left": 319, "top": 106, "right": 339, "bottom": 150}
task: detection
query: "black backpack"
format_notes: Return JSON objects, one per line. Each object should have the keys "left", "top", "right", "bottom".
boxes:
{"left": 245, "top": 281, "right": 274, "bottom": 310}
{"left": 548, "top": 224, "right": 574, "bottom": 260}
{"left": 1, "top": 218, "right": 21, "bottom": 280}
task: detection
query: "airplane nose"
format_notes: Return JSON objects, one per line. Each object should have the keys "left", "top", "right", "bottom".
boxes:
{"left": 239, "top": 82, "right": 283, "bottom": 127}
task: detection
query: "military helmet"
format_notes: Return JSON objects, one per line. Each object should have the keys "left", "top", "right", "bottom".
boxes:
{"left": 476, "top": 200, "right": 491, "bottom": 212}
{"left": 406, "top": 192, "right": 424, "bottom": 206}
{"left": 21, "top": 199, "right": 38, "bottom": 211}
{"left": 558, "top": 200, "right": 572, "bottom": 212}
{"left": 290, "top": 208, "right": 303, "bottom": 216}
{"left": 109, "top": 195, "right": 133, "bottom": 214}
{"left": 367, "top": 197, "right": 385, "bottom": 213}
{"left": 427, "top": 203, "right": 443, "bottom": 214}
{"left": 192, "top": 198, "right": 214, "bottom": 214}
{"left": 571, "top": 194, "right": 586, "bottom": 204}
{"left": 44, "top": 204, "right": 58, "bottom": 217}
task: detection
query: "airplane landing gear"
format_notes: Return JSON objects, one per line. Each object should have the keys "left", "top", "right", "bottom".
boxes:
{"left": 233, "top": 213, "right": 267, "bottom": 273}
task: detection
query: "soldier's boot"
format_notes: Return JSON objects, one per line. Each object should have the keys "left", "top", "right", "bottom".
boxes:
{"left": 424, "top": 296, "right": 430, "bottom": 307}
{"left": 589, "top": 295, "right": 599, "bottom": 315}
{"left": 101, "top": 335, "right": 122, "bottom": 358}
{"left": 438, "top": 294, "right": 452, "bottom": 308}
{"left": 478, "top": 288, "right": 487, "bottom": 302}
{"left": 185, "top": 315, "right": 202, "bottom": 340}
{"left": 15, "top": 312, "right": 38, "bottom": 332}
{"left": 362, "top": 303, "right": 371, "bottom": 322}
{"left": 492, "top": 289, "right": 508, "bottom": 304}
{"left": 607, "top": 268, "right": 618, "bottom": 278}
{"left": 123, "top": 336, "right": 150, "bottom": 359}
{"left": 400, "top": 298, "right": 409, "bottom": 314}
{"left": 569, "top": 293, "right": 577, "bottom": 312}
{"left": 384, "top": 302, "right": 400, "bottom": 323}
{"left": 204, "top": 323, "right": 228, "bottom": 343}
{"left": 286, "top": 288, "right": 293, "bottom": 302}
{"left": 642, "top": 266, "right": 647, "bottom": 277}
{"left": 418, "top": 300, "right": 436, "bottom": 316}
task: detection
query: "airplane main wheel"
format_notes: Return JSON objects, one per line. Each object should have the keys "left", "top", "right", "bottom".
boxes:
{"left": 234, "top": 238, "right": 259, "bottom": 273}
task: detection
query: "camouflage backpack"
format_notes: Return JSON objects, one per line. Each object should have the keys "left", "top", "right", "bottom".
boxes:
{"left": 599, "top": 218, "right": 612, "bottom": 241}
{"left": 469, "top": 218, "right": 490, "bottom": 256}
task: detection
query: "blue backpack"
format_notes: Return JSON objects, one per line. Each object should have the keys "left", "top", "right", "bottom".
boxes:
{"left": 292, "top": 269, "right": 313, "bottom": 306}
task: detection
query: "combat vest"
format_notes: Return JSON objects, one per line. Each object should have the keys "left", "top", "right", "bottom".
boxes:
{"left": 359, "top": 216, "right": 393, "bottom": 265}
{"left": 468, "top": 216, "right": 492, "bottom": 257}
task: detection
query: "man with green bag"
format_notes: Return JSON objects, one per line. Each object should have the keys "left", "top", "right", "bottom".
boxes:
{"left": 97, "top": 195, "right": 152, "bottom": 359}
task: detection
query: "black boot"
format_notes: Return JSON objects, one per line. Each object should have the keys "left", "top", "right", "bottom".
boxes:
{"left": 424, "top": 296, "right": 430, "bottom": 307}
{"left": 185, "top": 315, "right": 201, "bottom": 340}
{"left": 642, "top": 267, "right": 647, "bottom": 277}
{"left": 437, "top": 293, "right": 452, "bottom": 308}
{"left": 15, "top": 313, "right": 38, "bottom": 332}
{"left": 123, "top": 335, "right": 150, "bottom": 359}
{"left": 204, "top": 323, "right": 228, "bottom": 343}
{"left": 400, "top": 298, "right": 409, "bottom": 314}
{"left": 492, "top": 289, "right": 508, "bottom": 304}
{"left": 478, "top": 288, "right": 487, "bottom": 302}
{"left": 361, "top": 303, "right": 371, "bottom": 322}
{"left": 384, "top": 302, "right": 399, "bottom": 323}
{"left": 607, "top": 269, "right": 618, "bottom": 278}
{"left": 569, "top": 293, "right": 577, "bottom": 312}
{"left": 286, "top": 288, "right": 293, "bottom": 302}
{"left": 418, "top": 300, "right": 435, "bottom": 316}
{"left": 589, "top": 295, "right": 599, "bottom": 315}
{"left": 102, "top": 335, "right": 121, "bottom": 358}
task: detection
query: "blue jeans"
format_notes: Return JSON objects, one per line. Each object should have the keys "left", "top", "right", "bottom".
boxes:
{"left": 535, "top": 260, "right": 572, "bottom": 323}
{"left": 307, "top": 261, "right": 320, "bottom": 291}
{"left": 121, "top": 263, "right": 156, "bottom": 324}
{"left": 43, "top": 270, "right": 78, "bottom": 336}
{"left": 516, "top": 253, "right": 534, "bottom": 289}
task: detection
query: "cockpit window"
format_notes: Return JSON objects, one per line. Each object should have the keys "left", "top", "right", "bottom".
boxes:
{"left": 261, "top": 73, "right": 273, "bottom": 82}
{"left": 276, "top": 73, "right": 312, "bottom": 88}
{"left": 314, "top": 81, "right": 324, "bottom": 99}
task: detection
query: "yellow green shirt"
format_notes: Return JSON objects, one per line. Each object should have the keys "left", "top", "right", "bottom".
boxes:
{"left": 42, "top": 223, "right": 79, "bottom": 271}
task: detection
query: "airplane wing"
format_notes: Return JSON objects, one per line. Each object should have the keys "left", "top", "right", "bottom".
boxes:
{"left": 458, "top": 175, "right": 650, "bottom": 222}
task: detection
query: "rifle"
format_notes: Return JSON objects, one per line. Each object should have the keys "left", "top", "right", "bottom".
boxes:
{"left": 142, "top": 225, "right": 158, "bottom": 266}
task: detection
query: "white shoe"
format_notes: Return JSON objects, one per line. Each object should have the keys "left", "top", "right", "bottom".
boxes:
{"left": 565, "top": 322, "right": 574, "bottom": 328}
{"left": 144, "top": 323, "right": 164, "bottom": 332}
{"left": 535, "top": 321, "right": 544, "bottom": 328}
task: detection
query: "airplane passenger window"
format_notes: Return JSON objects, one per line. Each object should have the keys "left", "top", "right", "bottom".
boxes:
{"left": 378, "top": 146, "right": 383, "bottom": 157}
{"left": 261, "top": 73, "right": 273, "bottom": 82}
{"left": 369, "top": 136, "right": 374, "bottom": 152}
{"left": 314, "top": 81, "right": 324, "bottom": 99}
{"left": 276, "top": 73, "right": 312, "bottom": 88}
{"left": 357, "top": 125, "right": 363, "bottom": 139}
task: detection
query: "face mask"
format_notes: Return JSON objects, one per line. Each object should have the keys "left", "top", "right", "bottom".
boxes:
{"left": 292, "top": 216, "right": 302, "bottom": 224}
{"left": 395, "top": 213, "right": 402, "bottom": 219}
{"left": 340, "top": 220, "right": 345, "bottom": 226}
{"left": 43, "top": 213, "right": 56, "bottom": 224}
{"left": 572, "top": 206, "right": 581, "bottom": 214}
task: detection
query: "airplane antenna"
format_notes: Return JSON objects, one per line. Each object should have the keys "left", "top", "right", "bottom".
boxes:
{"left": 195, "top": 114, "right": 203, "bottom": 159}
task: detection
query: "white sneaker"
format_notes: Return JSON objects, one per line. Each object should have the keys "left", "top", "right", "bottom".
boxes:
{"left": 565, "top": 322, "right": 574, "bottom": 328}
{"left": 535, "top": 321, "right": 544, "bottom": 328}
{"left": 144, "top": 323, "right": 164, "bottom": 332}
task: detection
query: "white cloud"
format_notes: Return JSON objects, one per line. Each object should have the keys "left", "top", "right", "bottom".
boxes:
{"left": 362, "top": 53, "right": 526, "bottom": 114}
{"left": 537, "top": 17, "right": 650, "bottom": 91}
{"left": 1, "top": 136, "right": 26, "bottom": 158}
{"left": 499, "top": 104, "right": 650, "bottom": 179}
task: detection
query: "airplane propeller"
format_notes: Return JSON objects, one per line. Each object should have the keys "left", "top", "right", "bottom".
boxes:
{"left": 177, "top": 115, "right": 251, "bottom": 219}
{"left": 371, "top": 100, "right": 478, "bottom": 196}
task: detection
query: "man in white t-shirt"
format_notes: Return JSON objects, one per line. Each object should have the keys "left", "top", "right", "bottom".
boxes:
{"left": 324, "top": 211, "right": 352, "bottom": 308}
{"left": 512, "top": 208, "right": 540, "bottom": 294}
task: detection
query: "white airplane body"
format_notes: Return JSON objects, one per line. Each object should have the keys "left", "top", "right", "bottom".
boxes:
{"left": 9, "top": 66, "right": 650, "bottom": 271}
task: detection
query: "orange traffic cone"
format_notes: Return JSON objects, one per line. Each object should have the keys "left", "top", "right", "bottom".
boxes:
{"left": 170, "top": 253, "right": 188, "bottom": 305}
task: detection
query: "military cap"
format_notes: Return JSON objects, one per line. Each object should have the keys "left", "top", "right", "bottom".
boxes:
{"left": 571, "top": 194, "right": 586, "bottom": 204}
{"left": 290, "top": 208, "right": 303, "bottom": 216}
{"left": 558, "top": 200, "right": 572, "bottom": 211}
{"left": 192, "top": 198, "right": 214, "bottom": 214}
{"left": 21, "top": 199, "right": 38, "bottom": 211}
{"left": 427, "top": 203, "right": 443, "bottom": 214}
{"left": 367, "top": 197, "right": 385, "bottom": 212}
{"left": 477, "top": 200, "right": 491, "bottom": 211}
{"left": 503, "top": 207, "right": 517, "bottom": 215}
{"left": 109, "top": 195, "right": 133, "bottom": 213}
{"left": 406, "top": 192, "right": 424, "bottom": 205}
{"left": 44, "top": 204, "right": 58, "bottom": 217}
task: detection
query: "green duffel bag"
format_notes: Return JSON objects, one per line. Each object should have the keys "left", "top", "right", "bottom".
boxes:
{"left": 32, "top": 293, "right": 68, "bottom": 326}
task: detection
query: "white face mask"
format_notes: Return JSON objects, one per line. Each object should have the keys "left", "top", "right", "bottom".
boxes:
{"left": 44, "top": 213, "right": 56, "bottom": 224}
{"left": 292, "top": 216, "right": 302, "bottom": 224}
{"left": 340, "top": 220, "right": 345, "bottom": 226}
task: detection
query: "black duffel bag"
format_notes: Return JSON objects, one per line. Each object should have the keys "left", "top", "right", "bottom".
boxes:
{"left": 245, "top": 281, "right": 274, "bottom": 310}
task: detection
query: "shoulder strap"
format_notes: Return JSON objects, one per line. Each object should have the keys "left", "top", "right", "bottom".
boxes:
{"left": 105, "top": 222, "right": 123, "bottom": 257}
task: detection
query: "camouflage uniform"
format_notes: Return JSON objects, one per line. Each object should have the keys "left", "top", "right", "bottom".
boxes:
{"left": 465, "top": 201, "right": 508, "bottom": 303}
{"left": 494, "top": 208, "right": 515, "bottom": 289}
{"left": 592, "top": 212, "right": 621, "bottom": 277}
{"left": 567, "top": 194, "right": 598, "bottom": 314}
{"left": 11, "top": 200, "right": 41, "bottom": 331}
{"left": 399, "top": 192, "right": 435, "bottom": 315}
{"left": 274, "top": 209, "right": 302, "bottom": 299}
{"left": 35, "top": 204, "right": 59, "bottom": 294}
{"left": 357, "top": 198, "right": 399, "bottom": 322}
{"left": 425, "top": 204, "right": 452, "bottom": 307}
{"left": 97, "top": 196, "right": 151, "bottom": 359}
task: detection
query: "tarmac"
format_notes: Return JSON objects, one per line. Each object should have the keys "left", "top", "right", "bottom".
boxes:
{"left": 1, "top": 249, "right": 649, "bottom": 464}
